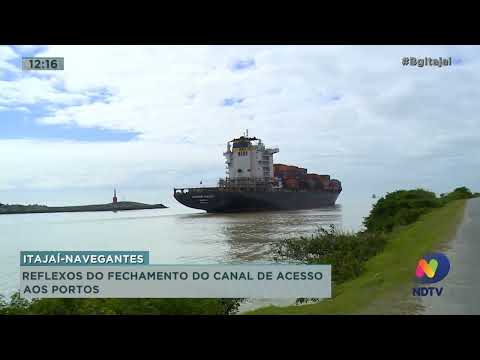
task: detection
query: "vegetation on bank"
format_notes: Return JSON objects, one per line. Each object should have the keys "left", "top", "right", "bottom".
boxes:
{"left": 440, "top": 187, "right": 479, "bottom": 201}
{"left": 273, "top": 226, "right": 387, "bottom": 287}
{"left": 363, "top": 187, "right": 475, "bottom": 233}
{"left": 363, "top": 189, "right": 441, "bottom": 233}
{"left": 0, "top": 203, "right": 49, "bottom": 213}
{"left": 275, "top": 187, "right": 475, "bottom": 290}
{"left": 248, "top": 199, "right": 466, "bottom": 314}
{"left": 0, "top": 294, "right": 243, "bottom": 315}
{"left": 247, "top": 187, "right": 473, "bottom": 314}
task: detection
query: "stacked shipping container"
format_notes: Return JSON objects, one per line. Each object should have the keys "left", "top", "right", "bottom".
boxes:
{"left": 273, "top": 163, "right": 341, "bottom": 191}
{"left": 273, "top": 164, "right": 306, "bottom": 190}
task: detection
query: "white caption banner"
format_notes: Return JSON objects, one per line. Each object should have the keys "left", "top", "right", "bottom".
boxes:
{"left": 20, "top": 265, "right": 331, "bottom": 299}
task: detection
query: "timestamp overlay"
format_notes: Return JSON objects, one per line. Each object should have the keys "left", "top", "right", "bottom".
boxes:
{"left": 22, "top": 57, "right": 64, "bottom": 71}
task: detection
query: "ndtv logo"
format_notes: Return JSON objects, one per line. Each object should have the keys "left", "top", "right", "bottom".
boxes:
{"left": 416, "top": 258, "right": 438, "bottom": 279}
{"left": 412, "top": 253, "right": 450, "bottom": 297}
{"left": 413, "top": 287, "right": 444, "bottom": 296}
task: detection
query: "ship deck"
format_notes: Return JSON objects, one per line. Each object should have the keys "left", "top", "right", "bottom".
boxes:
{"left": 173, "top": 187, "right": 340, "bottom": 194}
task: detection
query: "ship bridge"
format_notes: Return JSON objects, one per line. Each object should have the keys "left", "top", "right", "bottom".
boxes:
{"left": 223, "top": 132, "right": 279, "bottom": 189}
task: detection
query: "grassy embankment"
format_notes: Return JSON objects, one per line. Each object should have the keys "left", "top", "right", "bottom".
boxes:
{"left": 247, "top": 197, "right": 466, "bottom": 315}
{"left": 247, "top": 200, "right": 465, "bottom": 315}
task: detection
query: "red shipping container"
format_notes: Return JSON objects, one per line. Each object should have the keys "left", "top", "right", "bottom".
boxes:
{"left": 284, "top": 178, "right": 298, "bottom": 189}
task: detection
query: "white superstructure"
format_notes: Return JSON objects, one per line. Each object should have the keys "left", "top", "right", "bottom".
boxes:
{"left": 223, "top": 133, "right": 279, "bottom": 183}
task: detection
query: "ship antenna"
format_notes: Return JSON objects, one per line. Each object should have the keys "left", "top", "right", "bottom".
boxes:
{"left": 246, "top": 129, "right": 248, "bottom": 137}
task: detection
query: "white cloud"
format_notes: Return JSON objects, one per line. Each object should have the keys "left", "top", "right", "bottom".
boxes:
{"left": 0, "top": 105, "right": 30, "bottom": 113}
{"left": 0, "top": 45, "right": 19, "bottom": 74}
{"left": 0, "top": 138, "right": 223, "bottom": 191}
{"left": 13, "top": 45, "right": 47, "bottom": 53}
{"left": 1, "top": 45, "right": 480, "bottom": 196}
{"left": 0, "top": 76, "right": 87, "bottom": 106}
{"left": 0, "top": 46, "right": 17, "bottom": 60}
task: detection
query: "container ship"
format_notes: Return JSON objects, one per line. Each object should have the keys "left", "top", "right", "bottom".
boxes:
{"left": 174, "top": 133, "right": 342, "bottom": 213}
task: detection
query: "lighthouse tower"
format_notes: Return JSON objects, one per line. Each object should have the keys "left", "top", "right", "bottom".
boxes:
{"left": 113, "top": 188, "right": 118, "bottom": 204}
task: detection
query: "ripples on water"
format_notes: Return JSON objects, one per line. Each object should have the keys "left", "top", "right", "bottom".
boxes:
{"left": 176, "top": 205, "right": 343, "bottom": 263}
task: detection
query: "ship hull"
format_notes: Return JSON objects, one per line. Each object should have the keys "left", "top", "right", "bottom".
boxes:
{"left": 174, "top": 189, "right": 341, "bottom": 213}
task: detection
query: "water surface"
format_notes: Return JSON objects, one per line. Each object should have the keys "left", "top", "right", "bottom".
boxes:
{"left": 0, "top": 195, "right": 376, "bottom": 310}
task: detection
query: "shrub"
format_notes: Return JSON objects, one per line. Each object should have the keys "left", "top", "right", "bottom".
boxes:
{"left": 363, "top": 189, "right": 441, "bottom": 233}
{"left": 273, "top": 225, "right": 387, "bottom": 285}
{"left": 441, "top": 186, "right": 473, "bottom": 203}
{"left": 0, "top": 295, "right": 243, "bottom": 315}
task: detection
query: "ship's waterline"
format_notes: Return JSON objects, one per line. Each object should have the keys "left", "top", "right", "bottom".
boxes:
{"left": 175, "top": 189, "right": 340, "bottom": 212}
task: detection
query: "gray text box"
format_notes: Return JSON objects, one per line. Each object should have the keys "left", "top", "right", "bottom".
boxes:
{"left": 20, "top": 265, "right": 331, "bottom": 299}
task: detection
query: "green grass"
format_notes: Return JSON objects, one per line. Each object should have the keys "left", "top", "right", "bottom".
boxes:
{"left": 246, "top": 199, "right": 466, "bottom": 315}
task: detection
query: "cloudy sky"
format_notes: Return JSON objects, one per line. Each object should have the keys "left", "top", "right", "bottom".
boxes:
{"left": 0, "top": 45, "right": 479, "bottom": 205}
